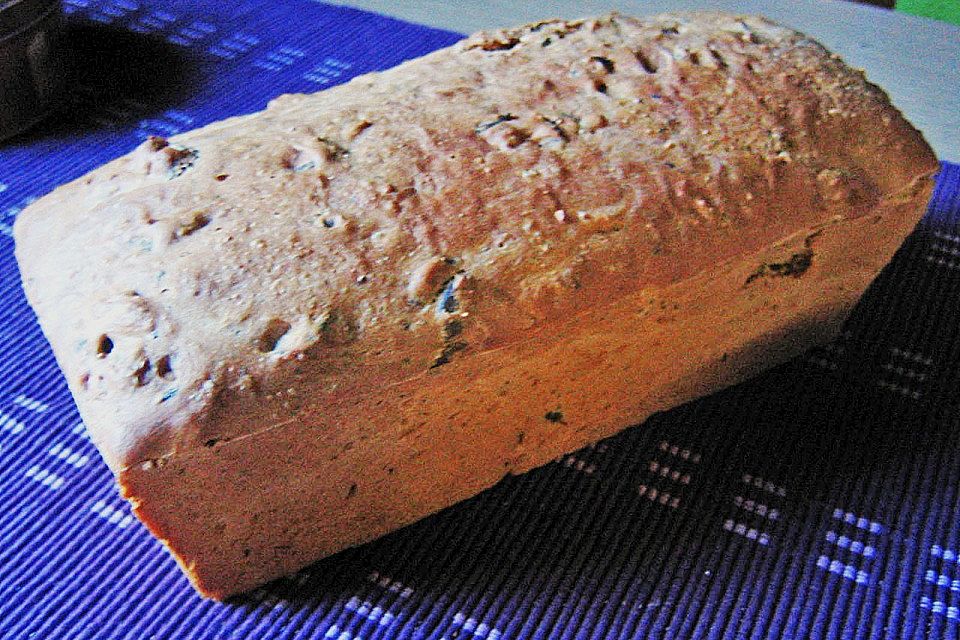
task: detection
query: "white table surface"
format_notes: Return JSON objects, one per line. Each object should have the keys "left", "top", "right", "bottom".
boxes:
{"left": 332, "top": 0, "right": 960, "bottom": 164}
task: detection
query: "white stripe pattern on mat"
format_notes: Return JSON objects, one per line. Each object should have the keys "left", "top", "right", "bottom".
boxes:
{"left": 70, "top": 422, "right": 90, "bottom": 439}
{"left": 925, "top": 569, "right": 960, "bottom": 592}
{"left": 90, "top": 500, "right": 135, "bottom": 529}
{"left": 13, "top": 394, "right": 49, "bottom": 413}
{"left": 441, "top": 612, "right": 503, "bottom": 640}
{"left": 931, "top": 545, "right": 960, "bottom": 563}
{"left": 816, "top": 555, "right": 869, "bottom": 584}
{"left": 926, "top": 231, "right": 960, "bottom": 270}
{"left": 48, "top": 443, "right": 91, "bottom": 468}
{"left": 345, "top": 596, "right": 395, "bottom": 626}
{"left": 323, "top": 626, "right": 363, "bottom": 640}
{"left": 0, "top": 410, "right": 26, "bottom": 435}
{"left": 367, "top": 570, "right": 414, "bottom": 598}
{"left": 920, "top": 596, "right": 960, "bottom": 621}
{"left": 24, "top": 465, "right": 65, "bottom": 490}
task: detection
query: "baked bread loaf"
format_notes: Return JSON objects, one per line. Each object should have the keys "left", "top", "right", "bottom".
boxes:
{"left": 14, "top": 11, "right": 937, "bottom": 599}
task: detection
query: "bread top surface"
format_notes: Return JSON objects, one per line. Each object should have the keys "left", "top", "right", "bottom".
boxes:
{"left": 14, "top": 12, "right": 937, "bottom": 470}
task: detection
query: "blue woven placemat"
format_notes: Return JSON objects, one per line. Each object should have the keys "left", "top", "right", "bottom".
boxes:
{"left": 2, "top": 2, "right": 960, "bottom": 638}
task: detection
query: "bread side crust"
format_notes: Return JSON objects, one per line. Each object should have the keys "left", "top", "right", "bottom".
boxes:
{"left": 120, "top": 181, "right": 932, "bottom": 598}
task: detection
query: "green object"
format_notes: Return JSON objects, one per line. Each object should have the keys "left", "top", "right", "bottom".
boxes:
{"left": 896, "top": 0, "right": 960, "bottom": 25}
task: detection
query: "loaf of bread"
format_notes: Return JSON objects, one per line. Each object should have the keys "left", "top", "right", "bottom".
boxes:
{"left": 14, "top": 11, "right": 937, "bottom": 599}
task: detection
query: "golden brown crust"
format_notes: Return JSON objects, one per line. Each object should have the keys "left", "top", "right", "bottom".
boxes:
{"left": 121, "top": 188, "right": 932, "bottom": 599}
{"left": 14, "top": 11, "right": 938, "bottom": 598}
